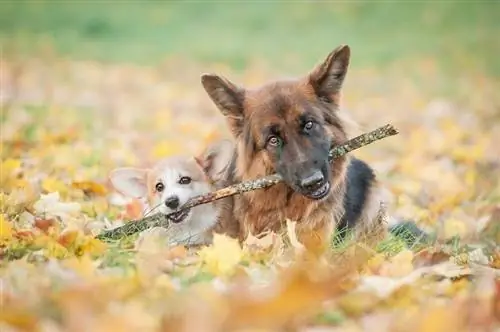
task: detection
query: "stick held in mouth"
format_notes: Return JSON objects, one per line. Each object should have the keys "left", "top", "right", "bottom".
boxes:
{"left": 96, "top": 124, "right": 399, "bottom": 241}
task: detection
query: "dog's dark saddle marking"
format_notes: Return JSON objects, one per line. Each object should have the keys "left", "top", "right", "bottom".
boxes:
{"left": 337, "top": 157, "right": 375, "bottom": 233}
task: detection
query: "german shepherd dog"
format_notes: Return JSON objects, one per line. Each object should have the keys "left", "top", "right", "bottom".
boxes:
{"left": 201, "top": 45, "right": 412, "bottom": 251}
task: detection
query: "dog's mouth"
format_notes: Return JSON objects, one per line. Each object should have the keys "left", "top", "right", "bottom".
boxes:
{"left": 301, "top": 180, "right": 331, "bottom": 200}
{"left": 167, "top": 209, "right": 191, "bottom": 224}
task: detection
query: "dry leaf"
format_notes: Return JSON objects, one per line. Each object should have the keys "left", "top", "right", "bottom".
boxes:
{"left": 198, "top": 233, "right": 243, "bottom": 276}
{"left": 33, "top": 192, "right": 81, "bottom": 220}
{"left": 0, "top": 214, "right": 14, "bottom": 243}
{"left": 72, "top": 180, "right": 108, "bottom": 196}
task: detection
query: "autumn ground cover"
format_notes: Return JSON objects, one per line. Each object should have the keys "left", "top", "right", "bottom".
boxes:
{"left": 1, "top": 2, "right": 500, "bottom": 331}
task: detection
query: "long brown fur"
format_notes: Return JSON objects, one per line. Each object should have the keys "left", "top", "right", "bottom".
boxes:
{"left": 202, "top": 45, "right": 388, "bottom": 252}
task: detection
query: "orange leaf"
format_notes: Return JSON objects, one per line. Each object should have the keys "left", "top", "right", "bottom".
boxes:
{"left": 34, "top": 217, "right": 56, "bottom": 234}
{"left": 57, "top": 229, "right": 79, "bottom": 248}
{"left": 71, "top": 180, "right": 108, "bottom": 196}
{"left": 412, "top": 247, "right": 451, "bottom": 268}
{"left": 0, "top": 305, "right": 39, "bottom": 331}
{"left": 164, "top": 245, "right": 188, "bottom": 260}
{"left": 14, "top": 230, "right": 36, "bottom": 241}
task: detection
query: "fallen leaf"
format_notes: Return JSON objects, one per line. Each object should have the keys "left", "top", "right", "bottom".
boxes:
{"left": 34, "top": 217, "right": 56, "bottom": 233}
{"left": 379, "top": 249, "right": 414, "bottom": 278}
{"left": 198, "top": 233, "right": 243, "bottom": 276}
{"left": 413, "top": 247, "right": 451, "bottom": 268}
{"left": 243, "top": 231, "right": 282, "bottom": 262}
{"left": 41, "top": 177, "right": 68, "bottom": 195}
{"left": 72, "top": 180, "right": 108, "bottom": 196}
{"left": 33, "top": 192, "right": 81, "bottom": 220}
{"left": 0, "top": 214, "right": 14, "bottom": 243}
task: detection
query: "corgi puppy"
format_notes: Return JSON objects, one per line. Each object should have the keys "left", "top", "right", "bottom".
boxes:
{"left": 109, "top": 139, "right": 234, "bottom": 247}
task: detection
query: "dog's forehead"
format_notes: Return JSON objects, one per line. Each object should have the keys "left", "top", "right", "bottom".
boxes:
{"left": 245, "top": 80, "right": 319, "bottom": 126}
{"left": 148, "top": 156, "right": 203, "bottom": 184}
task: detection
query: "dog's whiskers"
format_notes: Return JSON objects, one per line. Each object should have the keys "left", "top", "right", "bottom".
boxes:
{"left": 142, "top": 201, "right": 164, "bottom": 218}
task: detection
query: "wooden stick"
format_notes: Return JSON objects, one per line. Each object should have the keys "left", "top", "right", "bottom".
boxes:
{"left": 96, "top": 124, "right": 399, "bottom": 241}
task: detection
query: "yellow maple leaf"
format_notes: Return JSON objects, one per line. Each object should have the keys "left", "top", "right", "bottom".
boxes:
{"left": 0, "top": 214, "right": 13, "bottom": 242}
{"left": 42, "top": 177, "right": 68, "bottom": 195}
{"left": 198, "top": 233, "right": 243, "bottom": 276}
{"left": 77, "top": 236, "right": 107, "bottom": 257}
{"left": 1, "top": 158, "right": 21, "bottom": 176}
{"left": 0, "top": 158, "right": 22, "bottom": 189}
{"left": 364, "top": 253, "right": 386, "bottom": 275}
{"left": 71, "top": 180, "right": 108, "bottom": 196}
{"left": 380, "top": 249, "right": 415, "bottom": 278}
{"left": 44, "top": 238, "right": 69, "bottom": 259}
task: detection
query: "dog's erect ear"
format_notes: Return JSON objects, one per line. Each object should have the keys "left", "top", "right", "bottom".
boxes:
{"left": 109, "top": 167, "right": 148, "bottom": 199}
{"left": 308, "top": 44, "right": 350, "bottom": 103}
{"left": 201, "top": 74, "right": 245, "bottom": 136}
{"left": 195, "top": 139, "right": 235, "bottom": 183}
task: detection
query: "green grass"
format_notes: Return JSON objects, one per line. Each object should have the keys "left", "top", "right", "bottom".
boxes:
{"left": 1, "top": 1, "right": 499, "bottom": 75}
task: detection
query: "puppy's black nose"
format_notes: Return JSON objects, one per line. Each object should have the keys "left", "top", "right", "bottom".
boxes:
{"left": 300, "top": 170, "right": 324, "bottom": 191}
{"left": 165, "top": 196, "right": 180, "bottom": 209}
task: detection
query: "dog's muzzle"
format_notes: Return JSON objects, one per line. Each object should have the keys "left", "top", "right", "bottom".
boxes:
{"left": 298, "top": 169, "right": 330, "bottom": 200}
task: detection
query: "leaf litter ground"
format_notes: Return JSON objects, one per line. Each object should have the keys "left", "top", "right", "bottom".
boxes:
{"left": 1, "top": 54, "right": 500, "bottom": 332}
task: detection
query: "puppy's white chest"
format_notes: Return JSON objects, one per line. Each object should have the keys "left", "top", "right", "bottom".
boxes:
{"left": 165, "top": 205, "right": 218, "bottom": 246}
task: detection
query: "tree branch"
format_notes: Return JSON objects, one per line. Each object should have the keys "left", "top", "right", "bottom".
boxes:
{"left": 96, "top": 124, "right": 399, "bottom": 241}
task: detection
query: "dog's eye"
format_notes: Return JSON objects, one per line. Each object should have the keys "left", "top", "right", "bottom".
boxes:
{"left": 267, "top": 136, "right": 281, "bottom": 147}
{"left": 179, "top": 176, "right": 192, "bottom": 185}
{"left": 304, "top": 121, "right": 314, "bottom": 132}
{"left": 155, "top": 182, "right": 164, "bottom": 192}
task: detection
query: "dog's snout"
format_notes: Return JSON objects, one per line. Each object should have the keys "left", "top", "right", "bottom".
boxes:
{"left": 299, "top": 170, "right": 324, "bottom": 190}
{"left": 165, "top": 196, "right": 180, "bottom": 209}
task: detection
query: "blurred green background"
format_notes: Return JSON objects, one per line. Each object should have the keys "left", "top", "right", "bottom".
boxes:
{"left": 1, "top": 1, "right": 498, "bottom": 76}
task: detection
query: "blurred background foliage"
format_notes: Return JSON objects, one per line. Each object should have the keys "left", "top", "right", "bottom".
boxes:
{"left": 1, "top": 1, "right": 498, "bottom": 75}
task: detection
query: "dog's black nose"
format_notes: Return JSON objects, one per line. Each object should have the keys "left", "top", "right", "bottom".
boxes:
{"left": 300, "top": 170, "right": 324, "bottom": 191}
{"left": 165, "top": 196, "right": 180, "bottom": 209}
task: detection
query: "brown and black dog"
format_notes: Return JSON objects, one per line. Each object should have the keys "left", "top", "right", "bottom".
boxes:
{"left": 200, "top": 45, "right": 402, "bottom": 252}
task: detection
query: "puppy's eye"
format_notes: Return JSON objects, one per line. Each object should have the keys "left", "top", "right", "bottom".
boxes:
{"left": 179, "top": 176, "right": 192, "bottom": 185}
{"left": 304, "top": 121, "right": 314, "bottom": 132}
{"left": 155, "top": 182, "right": 164, "bottom": 192}
{"left": 267, "top": 136, "right": 281, "bottom": 147}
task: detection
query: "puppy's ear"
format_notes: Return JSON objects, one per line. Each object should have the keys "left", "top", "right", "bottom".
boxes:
{"left": 201, "top": 74, "right": 245, "bottom": 137}
{"left": 195, "top": 139, "right": 235, "bottom": 183}
{"left": 109, "top": 167, "right": 148, "bottom": 198}
{"left": 308, "top": 44, "right": 350, "bottom": 104}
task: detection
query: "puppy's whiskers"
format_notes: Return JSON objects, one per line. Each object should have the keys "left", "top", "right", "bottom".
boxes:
{"left": 142, "top": 201, "right": 164, "bottom": 218}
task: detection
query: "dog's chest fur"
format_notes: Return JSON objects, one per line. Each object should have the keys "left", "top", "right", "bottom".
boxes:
{"left": 231, "top": 171, "right": 347, "bottom": 240}
{"left": 217, "top": 154, "right": 386, "bottom": 247}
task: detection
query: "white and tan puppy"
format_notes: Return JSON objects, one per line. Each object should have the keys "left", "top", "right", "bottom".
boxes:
{"left": 109, "top": 140, "right": 234, "bottom": 247}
